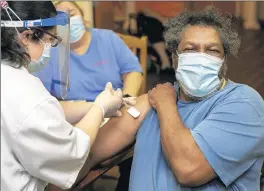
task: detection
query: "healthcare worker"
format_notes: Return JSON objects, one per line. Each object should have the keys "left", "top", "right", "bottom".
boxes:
{"left": 1, "top": 1, "right": 131, "bottom": 190}
{"left": 34, "top": 1, "right": 143, "bottom": 126}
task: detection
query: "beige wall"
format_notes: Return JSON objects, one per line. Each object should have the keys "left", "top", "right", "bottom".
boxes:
{"left": 94, "top": 2, "right": 114, "bottom": 30}
{"left": 53, "top": 1, "right": 94, "bottom": 27}
{"left": 76, "top": 1, "right": 94, "bottom": 27}
{"left": 242, "top": 1, "right": 260, "bottom": 30}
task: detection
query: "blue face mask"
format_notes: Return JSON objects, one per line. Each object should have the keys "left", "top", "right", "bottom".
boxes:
{"left": 176, "top": 52, "right": 224, "bottom": 98}
{"left": 28, "top": 43, "right": 51, "bottom": 73}
{"left": 70, "top": 15, "right": 85, "bottom": 43}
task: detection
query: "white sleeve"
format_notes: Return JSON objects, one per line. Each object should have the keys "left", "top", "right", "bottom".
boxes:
{"left": 12, "top": 98, "right": 90, "bottom": 189}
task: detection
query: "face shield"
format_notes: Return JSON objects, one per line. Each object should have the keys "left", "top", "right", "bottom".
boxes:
{"left": 1, "top": 3, "right": 70, "bottom": 99}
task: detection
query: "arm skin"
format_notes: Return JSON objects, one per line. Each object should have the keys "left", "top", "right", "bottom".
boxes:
{"left": 59, "top": 101, "right": 93, "bottom": 125}
{"left": 122, "top": 72, "right": 142, "bottom": 96}
{"left": 156, "top": 101, "right": 216, "bottom": 186}
{"left": 87, "top": 94, "right": 150, "bottom": 166}
{"left": 46, "top": 94, "right": 151, "bottom": 191}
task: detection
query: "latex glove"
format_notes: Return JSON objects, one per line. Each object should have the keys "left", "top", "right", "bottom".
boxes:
{"left": 94, "top": 82, "right": 123, "bottom": 118}
{"left": 109, "top": 97, "right": 137, "bottom": 117}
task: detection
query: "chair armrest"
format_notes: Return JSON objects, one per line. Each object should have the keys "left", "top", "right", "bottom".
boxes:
{"left": 72, "top": 143, "right": 135, "bottom": 190}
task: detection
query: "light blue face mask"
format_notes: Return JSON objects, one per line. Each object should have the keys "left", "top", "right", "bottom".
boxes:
{"left": 176, "top": 52, "right": 224, "bottom": 98}
{"left": 28, "top": 43, "right": 51, "bottom": 73}
{"left": 70, "top": 15, "right": 86, "bottom": 43}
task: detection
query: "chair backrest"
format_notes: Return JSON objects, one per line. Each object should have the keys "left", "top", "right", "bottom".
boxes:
{"left": 117, "top": 33, "right": 148, "bottom": 95}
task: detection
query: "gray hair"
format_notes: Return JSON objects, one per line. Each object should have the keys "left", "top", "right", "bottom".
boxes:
{"left": 164, "top": 7, "right": 241, "bottom": 56}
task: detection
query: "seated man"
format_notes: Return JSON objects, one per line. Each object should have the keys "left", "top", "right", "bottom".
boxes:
{"left": 129, "top": 7, "right": 264, "bottom": 190}
{"left": 47, "top": 7, "right": 264, "bottom": 191}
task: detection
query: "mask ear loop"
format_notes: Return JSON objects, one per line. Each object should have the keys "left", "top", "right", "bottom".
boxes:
{"left": 172, "top": 50, "right": 181, "bottom": 68}
{"left": 1, "top": 0, "right": 24, "bottom": 35}
{"left": 222, "top": 55, "right": 227, "bottom": 63}
{"left": 38, "top": 38, "right": 52, "bottom": 51}
{"left": 173, "top": 50, "right": 181, "bottom": 93}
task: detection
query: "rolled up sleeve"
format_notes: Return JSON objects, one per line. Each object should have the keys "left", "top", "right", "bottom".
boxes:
{"left": 13, "top": 98, "right": 90, "bottom": 189}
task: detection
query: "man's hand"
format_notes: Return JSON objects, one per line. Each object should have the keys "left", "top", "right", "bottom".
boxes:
{"left": 148, "top": 83, "right": 177, "bottom": 109}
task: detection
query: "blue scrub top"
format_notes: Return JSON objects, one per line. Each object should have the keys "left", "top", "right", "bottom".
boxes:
{"left": 129, "top": 81, "right": 264, "bottom": 191}
{"left": 34, "top": 28, "right": 142, "bottom": 101}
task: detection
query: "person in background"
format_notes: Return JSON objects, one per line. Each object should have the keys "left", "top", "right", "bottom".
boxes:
{"left": 122, "top": 3, "right": 181, "bottom": 75}
{"left": 34, "top": 1, "right": 143, "bottom": 125}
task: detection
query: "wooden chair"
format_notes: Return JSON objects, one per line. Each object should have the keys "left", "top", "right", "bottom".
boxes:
{"left": 72, "top": 35, "right": 148, "bottom": 190}
{"left": 117, "top": 33, "right": 148, "bottom": 95}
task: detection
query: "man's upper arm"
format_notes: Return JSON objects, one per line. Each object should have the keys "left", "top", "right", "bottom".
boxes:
{"left": 13, "top": 98, "right": 90, "bottom": 189}
{"left": 87, "top": 94, "right": 151, "bottom": 166}
{"left": 191, "top": 99, "right": 264, "bottom": 187}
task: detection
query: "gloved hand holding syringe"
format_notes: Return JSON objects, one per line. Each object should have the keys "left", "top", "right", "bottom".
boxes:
{"left": 94, "top": 82, "right": 140, "bottom": 118}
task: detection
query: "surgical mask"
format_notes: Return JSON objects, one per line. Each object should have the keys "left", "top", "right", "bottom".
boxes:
{"left": 28, "top": 43, "right": 51, "bottom": 73}
{"left": 70, "top": 15, "right": 85, "bottom": 43}
{"left": 175, "top": 52, "right": 224, "bottom": 98}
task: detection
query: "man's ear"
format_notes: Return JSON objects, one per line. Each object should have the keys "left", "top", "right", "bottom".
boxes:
{"left": 19, "top": 30, "right": 33, "bottom": 46}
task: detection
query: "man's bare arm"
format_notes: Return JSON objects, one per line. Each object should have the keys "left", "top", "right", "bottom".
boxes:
{"left": 87, "top": 94, "right": 150, "bottom": 167}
